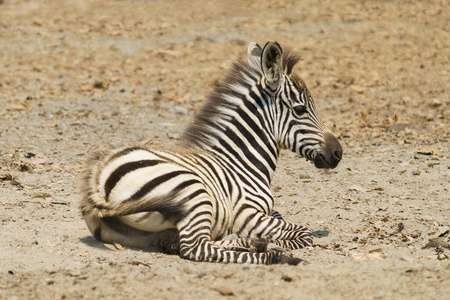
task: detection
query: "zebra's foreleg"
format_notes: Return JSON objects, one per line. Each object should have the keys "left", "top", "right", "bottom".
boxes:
{"left": 213, "top": 237, "right": 288, "bottom": 254}
{"left": 176, "top": 204, "right": 302, "bottom": 265}
{"left": 179, "top": 237, "right": 302, "bottom": 265}
{"left": 270, "top": 210, "right": 284, "bottom": 220}
{"left": 244, "top": 212, "right": 313, "bottom": 250}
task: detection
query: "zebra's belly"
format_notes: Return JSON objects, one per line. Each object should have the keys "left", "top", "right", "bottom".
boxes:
{"left": 120, "top": 212, "right": 176, "bottom": 232}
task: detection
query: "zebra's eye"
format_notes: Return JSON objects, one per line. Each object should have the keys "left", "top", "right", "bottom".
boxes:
{"left": 293, "top": 105, "right": 307, "bottom": 116}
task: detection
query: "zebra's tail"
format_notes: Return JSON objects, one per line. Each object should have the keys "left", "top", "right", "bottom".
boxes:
{"left": 78, "top": 150, "right": 121, "bottom": 220}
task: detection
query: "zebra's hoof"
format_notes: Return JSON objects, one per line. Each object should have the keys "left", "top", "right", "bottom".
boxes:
{"left": 281, "top": 255, "right": 305, "bottom": 266}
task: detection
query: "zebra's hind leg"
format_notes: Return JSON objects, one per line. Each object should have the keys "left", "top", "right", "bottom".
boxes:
{"left": 159, "top": 240, "right": 180, "bottom": 255}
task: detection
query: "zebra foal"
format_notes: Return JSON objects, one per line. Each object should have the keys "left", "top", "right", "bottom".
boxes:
{"left": 80, "top": 41, "right": 342, "bottom": 265}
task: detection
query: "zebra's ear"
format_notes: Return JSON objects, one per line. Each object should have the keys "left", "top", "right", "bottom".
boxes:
{"left": 261, "top": 41, "right": 283, "bottom": 90}
{"left": 247, "top": 42, "right": 262, "bottom": 70}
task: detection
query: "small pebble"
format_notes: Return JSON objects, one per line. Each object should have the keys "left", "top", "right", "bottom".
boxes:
{"left": 168, "top": 106, "right": 188, "bottom": 115}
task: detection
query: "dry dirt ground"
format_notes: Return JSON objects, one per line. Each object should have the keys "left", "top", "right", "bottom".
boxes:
{"left": 0, "top": 0, "right": 449, "bottom": 299}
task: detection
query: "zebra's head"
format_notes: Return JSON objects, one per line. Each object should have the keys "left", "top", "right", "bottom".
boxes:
{"left": 248, "top": 41, "right": 342, "bottom": 169}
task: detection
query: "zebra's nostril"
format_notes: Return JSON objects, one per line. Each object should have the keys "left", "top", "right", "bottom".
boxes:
{"left": 313, "top": 153, "right": 329, "bottom": 169}
{"left": 334, "top": 150, "right": 342, "bottom": 160}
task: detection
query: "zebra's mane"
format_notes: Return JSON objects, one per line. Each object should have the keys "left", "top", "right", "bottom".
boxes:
{"left": 180, "top": 49, "right": 301, "bottom": 149}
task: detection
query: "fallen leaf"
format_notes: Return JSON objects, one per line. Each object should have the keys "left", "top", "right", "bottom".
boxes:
{"left": 368, "top": 248, "right": 383, "bottom": 254}
{"left": 438, "top": 228, "right": 450, "bottom": 237}
{"left": 219, "top": 272, "right": 234, "bottom": 279}
{"left": 348, "top": 243, "right": 359, "bottom": 250}
{"left": 110, "top": 76, "right": 121, "bottom": 83}
{"left": 361, "top": 108, "right": 369, "bottom": 125}
{"left": 350, "top": 85, "right": 365, "bottom": 93}
{"left": 273, "top": 185, "right": 282, "bottom": 192}
{"left": 0, "top": 172, "right": 13, "bottom": 181}
{"left": 429, "top": 99, "right": 442, "bottom": 107}
{"left": 281, "top": 274, "right": 295, "bottom": 282}
{"left": 437, "top": 252, "right": 449, "bottom": 260}
{"left": 416, "top": 147, "right": 441, "bottom": 156}
{"left": 51, "top": 201, "right": 68, "bottom": 205}
{"left": 129, "top": 261, "right": 151, "bottom": 268}
{"left": 425, "top": 255, "right": 439, "bottom": 260}
{"left": 30, "top": 157, "right": 48, "bottom": 166}
{"left": 79, "top": 84, "right": 93, "bottom": 92}
{"left": 32, "top": 192, "right": 51, "bottom": 199}
{"left": 400, "top": 256, "right": 414, "bottom": 262}
{"left": 10, "top": 180, "right": 23, "bottom": 188}
{"left": 352, "top": 248, "right": 386, "bottom": 261}
{"left": 93, "top": 81, "right": 108, "bottom": 90}
{"left": 113, "top": 242, "right": 125, "bottom": 250}
{"left": 12, "top": 161, "right": 34, "bottom": 172}
{"left": 352, "top": 252, "right": 366, "bottom": 261}
{"left": 6, "top": 102, "right": 31, "bottom": 111}
{"left": 348, "top": 184, "right": 367, "bottom": 192}
{"left": 213, "top": 287, "right": 234, "bottom": 296}
{"left": 24, "top": 152, "right": 36, "bottom": 158}
{"left": 155, "top": 49, "right": 183, "bottom": 57}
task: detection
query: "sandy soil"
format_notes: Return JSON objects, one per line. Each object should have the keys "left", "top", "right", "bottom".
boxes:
{"left": 0, "top": 0, "right": 449, "bottom": 299}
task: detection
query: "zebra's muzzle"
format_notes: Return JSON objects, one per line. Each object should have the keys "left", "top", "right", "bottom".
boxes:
{"left": 314, "top": 133, "right": 342, "bottom": 169}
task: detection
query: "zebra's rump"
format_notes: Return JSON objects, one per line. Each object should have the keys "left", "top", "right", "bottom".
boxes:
{"left": 80, "top": 146, "right": 211, "bottom": 234}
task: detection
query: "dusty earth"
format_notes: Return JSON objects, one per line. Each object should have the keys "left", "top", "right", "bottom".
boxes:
{"left": 0, "top": 0, "right": 449, "bottom": 299}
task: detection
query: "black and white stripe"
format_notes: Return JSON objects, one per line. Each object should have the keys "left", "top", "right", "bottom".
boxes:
{"left": 80, "top": 41, "right": 342, "bottom": 265}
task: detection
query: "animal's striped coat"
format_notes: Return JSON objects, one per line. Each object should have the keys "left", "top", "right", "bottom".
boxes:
{"left": 80, "top": 41, "right": 342, "bottom": 265}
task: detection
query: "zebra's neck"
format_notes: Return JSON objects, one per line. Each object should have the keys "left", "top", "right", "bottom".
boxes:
{"left": 180, "top": 60, "right": 280, "bottom": 185}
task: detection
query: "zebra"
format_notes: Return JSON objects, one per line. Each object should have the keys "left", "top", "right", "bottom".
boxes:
{"left": 79, "top": 41, "right": 342, "bottom": 265}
